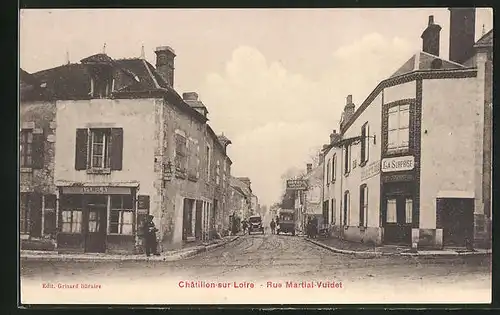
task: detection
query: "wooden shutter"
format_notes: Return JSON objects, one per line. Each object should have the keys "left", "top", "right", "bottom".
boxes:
{"left": 29, "top": 192, "right": 43, "bottom": 237}
{"left": 32, "top": 133, "right": 45, "bottom": 169}
{"left": 75, "top": 128, "right": 88, "bottom": 170}
{"left": 110, "top": 128, "right": 123, "bottom": 170}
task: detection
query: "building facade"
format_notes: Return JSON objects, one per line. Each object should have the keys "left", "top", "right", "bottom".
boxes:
{"left": 20, "top": 45, "right": 234, "bottom": 253}
{"left": 322, "top": 9, "right": 492, "bottom": 249}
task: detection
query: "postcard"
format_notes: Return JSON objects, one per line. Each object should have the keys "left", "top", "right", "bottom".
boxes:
{"left": 19, "top": 7, "right": 493, "bottom": 305}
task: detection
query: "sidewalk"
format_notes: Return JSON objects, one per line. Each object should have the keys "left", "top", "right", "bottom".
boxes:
{"left": 20, "top": 236, "right": 240, "bottom": 262}
{"left": 305, "top": 236, "right": 492, "bottom": 258}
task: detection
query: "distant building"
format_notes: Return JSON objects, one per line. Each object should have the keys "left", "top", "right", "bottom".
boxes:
{"left": 322, "top": 9, "right": 492, "bottom": 249}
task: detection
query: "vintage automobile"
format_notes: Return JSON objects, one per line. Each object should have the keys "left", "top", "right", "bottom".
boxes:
{"left": 277, "top": 209, "right": 295, "bottom": 236}
{"left": 248, "top": 215, "right": 264, "bottom": 235}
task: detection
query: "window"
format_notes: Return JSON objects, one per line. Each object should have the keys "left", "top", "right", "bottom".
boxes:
{"left": 43, "top": 194, "right": 57, "bottom": 236}
{"left": 387, "top": 104, "right": 410, "bottom": 153}
{"left": 360, "top": 123, "right": 370, "bottom": 165}
{"left": 20, "top": 129, "right": 33, "bottom": 167}
{"left": 326, "top": 159, "right": 331, "bottom": 183}
{"left": 343, "top": 191, "right": 350, "bottom": 226}
{"left": 90, "top": 129, "right": 111, "bottom": 169}
{"left": 359, "top": 185, "right": 368, "bottom": 227}
{"left": 405, "top": 198, "right": 413, "bottom": 224}
{"left": 216, "top": 160, "right": 221, "bottom": 185}
{"left": 344, "top": 145, "right": 351, "bottom": 175}
{"left": 330, "top": 199, "right": 336, "bottom": 224}
{"left": 175, "top": 133, "right": 187, "bottom": 174}
{"left": 61, "top": 195, "right": 83, "bottom": 233}
{"left": 20, "top": 192, "right": 30, "bottom": 234}
{"left": 331, "top": 154, "right": 336, "bottom": 182}
{"left": 386, "top": 199, "right": 397, "bottom": 223}
{"left": 110, "top": 195, "right": 134, "bottom": 235}
{"left": 322, "top": 201, "right": 329, "bottom": 223}
{"left": 75, "top": 128, "right": 123, "bottom": 171}
{"left": 206, "top": 145, "right": 211, "bottom": 180}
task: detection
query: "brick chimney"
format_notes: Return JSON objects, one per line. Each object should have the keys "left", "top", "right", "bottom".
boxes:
{"left": 182, "top": 92, "right": 198, "bottom": 101}
{"left": 306, "top": 163, "right": 313, "bottom": 174}
{"left": 340, "top": 95, "right": 355, "bottom": 129}
{"left": 154, "top": 46, "right": 176, "bottom": 87}
{"left": 318, "top": 152, "right": 325, "bottom": 164}
{"left": 329, "top": 129, "right": 341, "bottom": 144}
{"left": 182, "top": 91, "right": 209, "bottom": 118}
{"left": 421, "top": 15, "right": 442, "bottom": 56}
{"left": 237, "top": 177, "right": 251, "bottom": 189}
{"left": 448, "top": 8, "right": 476, "bottom": 64}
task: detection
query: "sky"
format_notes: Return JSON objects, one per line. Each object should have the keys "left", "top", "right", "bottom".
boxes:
{"left": 20, "top": 8, "right": 493, "bottom": 207}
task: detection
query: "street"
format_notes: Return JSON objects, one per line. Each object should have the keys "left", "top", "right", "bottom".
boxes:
{"left": 21, "top": 233, "right": 491, "bottom": 304}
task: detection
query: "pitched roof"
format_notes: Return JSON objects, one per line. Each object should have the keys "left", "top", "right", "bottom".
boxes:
{"left": 390, "top": 51, "right": 464, "bottom": 78}
{"left": 230, "top": 176, "right": 251, "bottom": 197}
{"left": 475, "top": 29, "right": 493, "bottom": 47}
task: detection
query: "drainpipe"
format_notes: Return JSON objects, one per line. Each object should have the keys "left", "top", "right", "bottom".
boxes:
{"left": 339, "top": 144, "right": 344, "bottom": 240}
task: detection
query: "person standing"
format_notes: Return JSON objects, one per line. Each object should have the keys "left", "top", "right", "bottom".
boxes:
{"left": 143, "top": 215, "right": 160, "bottom": 256}
{"left": 270, "top": 219, "right": 276, "bottom": 235}
{"left": 242, "top": 220, "right": 248, "bottom": 235}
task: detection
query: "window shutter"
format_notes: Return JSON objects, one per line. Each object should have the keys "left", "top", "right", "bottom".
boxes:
{"left": 360, "top": 126, "right": 366, "bottom": 163}
{"left": 29, "top": 192, "right": 43, "bottom": 237}
{"left": 366, "top": 125, "right": 370, "bottom": 162}
{"left": 32, "top": 133, "right": 45, "bottom": 169}
{"left": 359, "top": 186, "right": 365, "bottom": 226}
{"left": 110, "top": 128, "right": 123, "bottom": 170}
{"left": 75, "top": 128, "right": 88, "bottom": 170}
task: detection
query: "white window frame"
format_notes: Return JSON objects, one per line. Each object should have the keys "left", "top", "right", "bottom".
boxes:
{"left": 360, "top": 185, "right": 368, "bottom": 227}
{"left": 343, "top": 191, "right": 350, "bottom": 226}
{"left": 405, "top": 198, "right": 413, "bottom": 224}
{"left": 89, "top": 128, "right": 111, "bottom": 169}
{"left": 331, "top": 154, "right": 336, "bottom": 182}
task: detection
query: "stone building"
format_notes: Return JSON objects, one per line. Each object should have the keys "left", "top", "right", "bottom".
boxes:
{"left": 19, "top": 45, "right": 233, "bottom": 253}
{"left": 321, "top": 8, "right": 492, "bottom": 249}
{"left": 229, "top": 176, "right": 253, "bottom": 220}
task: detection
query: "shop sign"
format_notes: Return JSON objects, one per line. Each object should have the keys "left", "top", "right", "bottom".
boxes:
{"left": 361, "top": 160, "right": 380, "bottom": 181}
{"left": 62, "top": 186, "right": 132, "bottom": 195}
{"left": 381, "top": 156, "right": 415, "bottom": 173}
{"left": 286, "top": 179, "right": 308, "bottom": 190}
{"left": 163, "top": 161, "right": 174, "bottom": 181}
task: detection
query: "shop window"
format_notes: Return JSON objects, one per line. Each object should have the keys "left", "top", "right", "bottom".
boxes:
{"left": 359, "top": 185, "right": 368, "bottom": 227}
{"left": 387, "top": 199, "right": 397, "bottom": 223}
{"left": 343, "top": 191, "right": 350, "bottom": 226}
{"left": 360, "top": 123, "right": 370, "bottom": 165}
{"left": 110, "top": 195, "right": 134, "bottom": 235}
{"left": 405, "top": 198, "right": 413, "bottom": 224}
{"left": 75, "top": 128, "right": 123, "bottom": 171}
{"left": 20, "top": 192, "right": 30, "bottom": 234}
{"left": 331, "top": 154, "right": 336, "bottom": 182}
{"left": 61, "top": 211, "right": 83, "bottom": 233}
{"left": 387, "top": 104, "right": 410, "bottom": 153}
{"left": 43, "top": 194, "right": 57, "bottom": 236}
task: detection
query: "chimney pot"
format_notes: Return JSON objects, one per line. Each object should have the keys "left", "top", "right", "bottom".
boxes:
{"left": 154, "top": 45, "right": 176, "bottom": 88}
{"left": 306, "top": 163, "right": 313, "bottom": 173}
{"left": 428, "top": 15, "right": 434, "bottom": 26}
{"left": 346, "top": 95, "right": 353, "bottom": 105}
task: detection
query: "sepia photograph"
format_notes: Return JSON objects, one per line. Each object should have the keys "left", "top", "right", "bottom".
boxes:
{"left": 19, "top": 7, "right": 492, "bottom": 305}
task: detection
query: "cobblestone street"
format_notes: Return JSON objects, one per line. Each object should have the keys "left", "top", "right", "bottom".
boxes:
{"left": 21, "top": 234, "right": 491, "bottom": 304}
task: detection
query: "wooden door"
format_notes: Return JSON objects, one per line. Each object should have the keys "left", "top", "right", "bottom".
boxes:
{"left": 384, "top": 196, "right": 412, "bottom": 245}
{"left": 84, "top": 196, "right": 107, "bottom": 253}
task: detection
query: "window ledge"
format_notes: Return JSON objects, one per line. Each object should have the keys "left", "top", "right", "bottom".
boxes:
{"left": 20, "top": 167, "right": 33, "bottom": 173}
{"left": 86, "top": 168, "right": 111, "bottom": 175}
{"left": 359, "top": 160, "right": 368, "bottom": 168}
{"left": 344, "top": 172, "right": 350, "bottom": 177}
{"left": 343, "top": 225, "right": 349, "bottom": 230}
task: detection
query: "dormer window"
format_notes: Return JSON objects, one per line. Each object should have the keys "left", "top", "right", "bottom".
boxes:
{"left": 89, "top": 66, "right": 114, "bottom": 99}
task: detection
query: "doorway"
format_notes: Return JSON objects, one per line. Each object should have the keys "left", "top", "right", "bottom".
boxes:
{"left": 437, "top": 198, "right": 474, "bottom": 247}
{"left": 84, "top": 195, "right": 107, "bottom": 253}
{"left": 195, "top": 200, "right": 203, "bottom": 239}
{"left": 182, "top": 199, "right": 194, "bottom": 241}
{"left": 383, "top": 195, "right": 413, "bottom": 245}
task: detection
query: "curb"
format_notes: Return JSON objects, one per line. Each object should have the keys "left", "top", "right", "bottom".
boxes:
{"left": 304, "top": 237, "right": 492, "bottom": 258}
{"left": 20, "top": 236, "right": 240, "bottom": 263}
{"left": 304, "top": 237, "right": 389, "bottom": 257}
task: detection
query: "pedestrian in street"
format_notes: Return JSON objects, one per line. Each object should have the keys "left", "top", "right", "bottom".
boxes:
{"left": 143, "top": 215, "right": 160, "bottom": 257}
{"left": 242, "top": 220, "right": 248, "bottom": 235}
{"left": 306, "top": 217, "right": 312, "bottom": 238}
{"left": 270, "top": 219, "right": 276, "bottom": 234}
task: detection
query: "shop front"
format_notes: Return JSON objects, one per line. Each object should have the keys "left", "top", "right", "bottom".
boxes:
{"left": 380, "top": 155, "right": 418, "bottom": 246}
{"left": 57, "top": 185, "right": 139, "bottom": 254}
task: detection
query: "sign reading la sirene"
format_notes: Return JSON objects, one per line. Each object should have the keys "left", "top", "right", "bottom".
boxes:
{"left": 381, "top": 156, "right": 415, "bottom": 173}
{"left": 286, "top": 179, "right": 308, "bottom": 190}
